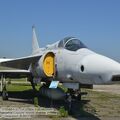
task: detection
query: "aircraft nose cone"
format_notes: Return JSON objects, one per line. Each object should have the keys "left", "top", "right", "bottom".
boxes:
{"left": 81, "top": 54, "right": 120, "bottom": 83}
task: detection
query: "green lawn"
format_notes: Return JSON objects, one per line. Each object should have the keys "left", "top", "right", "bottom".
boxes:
{"left": 6, "top": 80, "right": 40, "bottom": 91}
{"left": 7, "top": 84, "right": 33, "bottom": 91}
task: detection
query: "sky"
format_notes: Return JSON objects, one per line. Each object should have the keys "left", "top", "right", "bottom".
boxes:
{"left": 0, "top": 0, "right": 120, "bottom": 61}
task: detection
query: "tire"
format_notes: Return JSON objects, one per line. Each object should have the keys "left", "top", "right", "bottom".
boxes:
{"left": 2, "top": 91, "right": 8, "bottom": 100}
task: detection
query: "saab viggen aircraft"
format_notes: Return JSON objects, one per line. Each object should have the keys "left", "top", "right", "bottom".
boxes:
{"left": 0, "top": 26, "right": 120, "bottom": 100}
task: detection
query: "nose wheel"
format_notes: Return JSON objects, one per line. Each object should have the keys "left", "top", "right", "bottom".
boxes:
{"left": 66, "top": 88, "right": 88, "bottom": 111}
{"left": 67, "top": 89, "right": 82, "bottom": 101}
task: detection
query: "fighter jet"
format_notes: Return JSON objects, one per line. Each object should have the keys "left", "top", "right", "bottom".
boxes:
{"left": 0, "top": 26, "right": 120, "bottom": 100}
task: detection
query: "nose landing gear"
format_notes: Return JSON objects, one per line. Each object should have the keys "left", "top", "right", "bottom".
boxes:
{"left": 66, "top": 88, "right": 88, "bottom": 112}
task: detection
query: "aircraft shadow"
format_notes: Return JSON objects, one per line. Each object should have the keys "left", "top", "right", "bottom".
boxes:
{"left": 0, "top": 89, "right": 100, "bottom": 120}
{"left": 0, "top": 89, "right": 34, "bottom": 104}
{"left": 38, "top": 95, "right": 100, "bottom": 120}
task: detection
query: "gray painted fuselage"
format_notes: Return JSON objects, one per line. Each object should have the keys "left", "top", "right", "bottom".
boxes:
{"left": 33, "top": 38, "right": 120, "bottom": 85}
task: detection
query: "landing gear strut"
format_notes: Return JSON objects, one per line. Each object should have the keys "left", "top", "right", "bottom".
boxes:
{"left": 1, "top": 75, "right": 8, "bottom": 100}
{"left": 29, "top": 77, "right": 37, "bottom": 97}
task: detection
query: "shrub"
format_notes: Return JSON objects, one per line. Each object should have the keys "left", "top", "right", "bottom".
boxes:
{"left": 34, "top": 97, "right": 38, "bottom": 107}
{"left": 59, "top": 106, "right": 68, "bottom": 117}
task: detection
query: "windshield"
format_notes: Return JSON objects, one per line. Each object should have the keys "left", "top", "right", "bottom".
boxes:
{"left": 58, "top": 37, "right": 87, "bottom": 51}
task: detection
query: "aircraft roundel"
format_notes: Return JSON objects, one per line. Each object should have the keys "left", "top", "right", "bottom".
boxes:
{"left": 43, "top": 52, "right": 55, "bottom": 77}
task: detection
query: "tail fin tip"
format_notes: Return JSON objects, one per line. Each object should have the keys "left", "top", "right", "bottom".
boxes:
{"left": 32, "top": 25, "right": 39, "bottom": 54}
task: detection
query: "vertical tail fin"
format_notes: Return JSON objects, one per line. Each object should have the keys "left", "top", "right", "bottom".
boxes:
{"left": 32, "top": 25, "right": 39, "bottom": 55}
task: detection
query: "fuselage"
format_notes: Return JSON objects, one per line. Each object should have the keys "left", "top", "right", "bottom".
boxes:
{"left": 32, "top": 37, "right": 120, "bottom": 85}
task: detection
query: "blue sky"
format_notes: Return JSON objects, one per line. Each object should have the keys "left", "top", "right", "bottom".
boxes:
{"left": 0, "top": 0, "right": 120, "bottom": 61}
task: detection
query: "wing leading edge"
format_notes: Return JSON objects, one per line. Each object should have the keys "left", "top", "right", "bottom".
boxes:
{"left": 0, "top": 55, "right": 41, "bottom": 70}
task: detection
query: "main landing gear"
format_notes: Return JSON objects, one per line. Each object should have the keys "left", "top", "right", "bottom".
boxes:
{"left": 1, "top": 75, "right": 8, "bottom": 100}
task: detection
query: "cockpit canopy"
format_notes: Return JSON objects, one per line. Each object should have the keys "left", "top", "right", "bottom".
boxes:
{"left": 58, "top": 37, "right": 87, "bottom": 51}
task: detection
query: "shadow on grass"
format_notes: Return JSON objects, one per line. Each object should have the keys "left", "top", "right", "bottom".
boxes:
{"left": 0, "top": 89, "right": 100, "bottom": 120}
{"left": 0, "top": 89, "right": 34, "bottom": 104}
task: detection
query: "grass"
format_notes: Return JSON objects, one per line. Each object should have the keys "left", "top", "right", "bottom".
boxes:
{"left": 6, "top": 78, "right": 40, "bottom": 91}
{"left": 34, "top": 97, "right": 39, "bottom": 107}
{"left": 59, "top": 106, "right": 68, "bottom": 117}
{"left": 7, "top": 84, "right": 32, "bottom": 91}
{"left": 81, "top": 89, "right": 120, "bottom": 117}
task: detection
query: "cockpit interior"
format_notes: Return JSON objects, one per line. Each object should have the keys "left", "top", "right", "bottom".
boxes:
{"left": 58, "top": 37, "right": 87, "bottom": 51}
